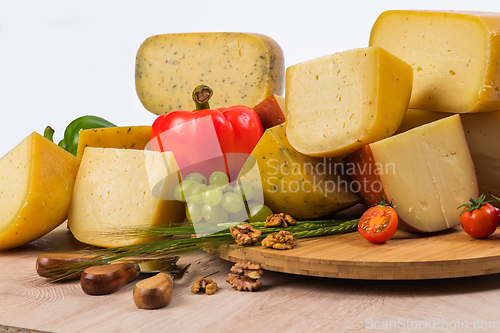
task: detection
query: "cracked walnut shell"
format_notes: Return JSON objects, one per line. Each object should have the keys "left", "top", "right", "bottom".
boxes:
{"left": 261, "top": 230, "right": 298, "bottom": 250}
{"left": 230, "top": 224, "right": 262, "bottom": 246}
{"left": 265, "top": 213, "right": 297, "bottom": 228}
{"left": 191, "top": 277, "right": 218, "bottom": 295}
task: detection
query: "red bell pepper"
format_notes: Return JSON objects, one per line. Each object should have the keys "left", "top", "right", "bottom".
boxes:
{"left": 150, "top": 85, "right": 263, "bottom": 179}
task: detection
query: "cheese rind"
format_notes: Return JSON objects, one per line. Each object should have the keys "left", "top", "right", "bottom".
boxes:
{"left": 285, "top": 46, "right": 413, "bottom": 157}
{"left": 135, "top": 33, "right": 285, "bottom": 115}
{"left": 248, "top": 123, "right": 360, "bottom": 219}
{"left": 398, "top": 109, "right": 500, "bottom": 201}
{"left": 370, "top": 10, "right": 500, "bottom": 113}
{"left": 345, "top": 115, "right": 478, "bottom": 232}
{"left": 252, "top": 94, "right": 286, "bottom": 131}
{"left": 0, "top": 132, "right": 80, "bottom": 250}
{"left": 76, "top": 126, "right": 152, "bottom": 160}
{"left": 68, "top": 148, "right": 185, "bottom": 248}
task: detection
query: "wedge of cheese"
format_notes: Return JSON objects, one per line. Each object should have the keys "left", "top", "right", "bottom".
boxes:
{"left": 285, "top": 46, "right": 413, "bottom": 157}
{"left": 370, "top": 10, "right": 500, "bottom": 113}
{"left": 397, "top": 109, "right": 500, "bottom": 201}
{"left": 345, "top": 115, "right": 478, "bottom": 232}
{"left": 0, "top": 132, "right": 80, "bottom": 250}
{"left": 76, "top": 126, "right": 152, "bottom": 160}
{"left": 135, "top": 33, "right": 285, "bottom": 115}
{"left": 247, "top": 123, "right": 360, "bottom": 219}
{"left": 68, "top": 148, "right": 185, "bottom": 247}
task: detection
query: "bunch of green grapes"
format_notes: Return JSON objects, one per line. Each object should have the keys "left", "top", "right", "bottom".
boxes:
{"left": 173, "top": 171, "right": 272, "bottom": 223}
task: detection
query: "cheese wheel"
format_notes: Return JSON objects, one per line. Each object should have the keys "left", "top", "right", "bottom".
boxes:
{"left": 135, "top": 33, "right": 285, "bottom": 114}
{"left": 370, "top": 10, "right": 500, "bottom": 113}
{"left": 246, "top": 123, "right": 360, "bottom": 219}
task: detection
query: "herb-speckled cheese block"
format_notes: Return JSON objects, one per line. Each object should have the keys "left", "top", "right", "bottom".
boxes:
{"left": 76, "top": 126, "right": 152, "bottom": 160}
{"left": 0, "top": 132, "right": 80, "bottom": 250}
{"left": 249, "top": 123, "right": 361, "bottom": 219}
{"left": 370, "top": 10, "right": 500, "bottom": 113}
{"left": 135, "top": 33, "right": 285, "bottom": 115}
{"left": 68, "top": 148, "right": 185, "bottom": 248}
{"left": 286, "top": 46, "right": 413, "bottom": 158}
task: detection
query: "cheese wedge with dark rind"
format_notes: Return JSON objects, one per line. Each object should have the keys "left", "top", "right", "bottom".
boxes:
{"left": 345, "top": 115, "right": 478, "bottom": 232}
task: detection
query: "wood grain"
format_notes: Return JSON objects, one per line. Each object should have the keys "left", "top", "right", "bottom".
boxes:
{"left": 213, "top": 227, "right": 500, "bottom": 279}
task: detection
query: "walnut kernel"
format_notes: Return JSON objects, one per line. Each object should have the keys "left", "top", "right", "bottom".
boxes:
{"left": 261, "top": 230, "right": 298, "bottom": 250}
{"left": 226, "top": 261, "right": 263, "bottom": 291}
{"left": 230, "top": 224, "right": 262, "bottom": 246}
{"left": 191, "top": 277, "right": 218, "bottom": 295}
{"left": 265, "top": 213, "right": 297, "bottom": 228}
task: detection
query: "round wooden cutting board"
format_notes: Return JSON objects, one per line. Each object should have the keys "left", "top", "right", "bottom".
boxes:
{"left": 213, "top": 227, "right": 500, "bottom": 280}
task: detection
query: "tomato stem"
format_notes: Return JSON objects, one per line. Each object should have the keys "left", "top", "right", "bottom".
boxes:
{"left": 458, "top": 194, "right": 490, "bottom": 215}
{"left": 192, "top": 85, "right": 213, "bottom": 111}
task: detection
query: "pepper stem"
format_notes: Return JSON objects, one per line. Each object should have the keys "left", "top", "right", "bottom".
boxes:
{"left": 192, "top": 85, "right": 213, "bottom": 110}
{"left": 44, "top": 126, "right": 55, "bottom": 142}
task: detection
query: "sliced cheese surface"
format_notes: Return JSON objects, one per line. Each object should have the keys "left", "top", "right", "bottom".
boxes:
{"left": 135, "top": 33, "right": 285, "bottom": 115}
{"left": 345, "top": 115, "right": 478, "bottom": 232}
{"left": 0, "top": 132, "right": 80, "bottom": 250}
{"left": 248, "top": 123, "right": 360, "bottom": 219}
{"left": 76, "top": 126, "right": 152, "bottom": 160}
{"left": 286, "top": 46, "right": 413, "bottom": 157}
{"left": 68, "top": 148, "right": 185, "bottom": 248}
{"left": 398, "top": 109, "right": 500, "bottom": 201}
{"left": 370, "top": 10, "right": 500, "bottom": 113}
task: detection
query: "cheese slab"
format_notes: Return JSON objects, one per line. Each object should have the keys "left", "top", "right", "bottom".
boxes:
{"left": 397, "top": 109, "right": 500, "bottom": 201}
{"left": 0, "top": 132, "right": 80, "bottom": 250}
{"left": 285, "top": 46, "right": 413, "bottom": 157}
{"left": 345, "top": 115, "right": 478, "bottom": 232}
{"left": 135, "top": 33, "right": 285, "bottom": 115}
{"left": 370, "top": 10, "right": 500, "bottom": 113}
{"left": 247, "top": 123, "right": 360, "bottom": 219}
{"left": 68, "top": 148, "right": 185, "bottom": 247}
{"left": 76, "top": 126, "right": 152, "bottom": 160}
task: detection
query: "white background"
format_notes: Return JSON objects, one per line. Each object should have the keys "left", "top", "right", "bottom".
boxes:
{"left": 1, "top": 0, "right": 499, "bottom": 157}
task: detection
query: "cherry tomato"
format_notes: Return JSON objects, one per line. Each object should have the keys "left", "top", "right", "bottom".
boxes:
{"left": 358, "top": 200, "right": 398, "bottom": 244}
{"left": 459, "top": 195, "right": 498, "bottom": 239}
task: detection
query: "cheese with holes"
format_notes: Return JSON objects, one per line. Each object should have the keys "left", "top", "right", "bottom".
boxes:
{"left": 0, "top": 132, "right": 80, "bottom": 250}
{"left": 370, "top": 10, "right": 500, "bottom": 113}
{"left": 285, "top": 46, "right": 413, "bottom": 157}
{"left": 397, "top": 109, "right": 500, "bottom": 201}
{"left": 135, "top": 33, "right": 285, "bottom": 115}
{"left": 345, "top": 115, "right": 478, "bottom": 232}
{"left": 76, "top": 126, "right": 152, "bottom": 160}
{"left": 68, "top": 148, "right": 185, "bottom": 247}
{"left": 247, "top": 123, "right": 360, "bottom": 219}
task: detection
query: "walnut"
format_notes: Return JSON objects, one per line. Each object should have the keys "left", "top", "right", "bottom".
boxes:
{"left": 191, "top": 277, "right": 218, "bottom": 295}
{"left": 261, "top": 230, "right": 298, "bottom": 250}
{"left": 265, "top": 213, "right": 297, "bottom": 228}
{"left": 230, "top": 224, "right": 262, "bottom": 246}
{"left": 226, "top": 261, "right": 263, "bottom": 291}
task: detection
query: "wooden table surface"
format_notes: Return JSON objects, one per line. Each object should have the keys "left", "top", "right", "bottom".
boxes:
{"left": 1, "top": 223, "right": 500, "bottom": 333}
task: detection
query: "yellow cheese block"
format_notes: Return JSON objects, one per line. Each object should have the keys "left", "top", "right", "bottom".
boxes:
{"left": 0, "top": 132, "right": 79, "bottom": 250}
{"left": 370, "top": 10, "right": 500, "bottom": 113}
{"left": 68, "top": 148, "right": 185, "bottom": 248}
{"left": 76, "top": 126, "right": 152, "bottom": 160}
{"left": 247, "top": 123, "right": 360, "bottom": 219}
{"left": 285, "top": 46, "right": 413, "bottom": 157}
{"left": 397, "top": 109, "right": 500, "bottom": 201}
{"left": 345, "top": 115, "right": 478, "bottom": 232}
{"left": 135, "top": 33, "right": 285, "bottom": 114}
